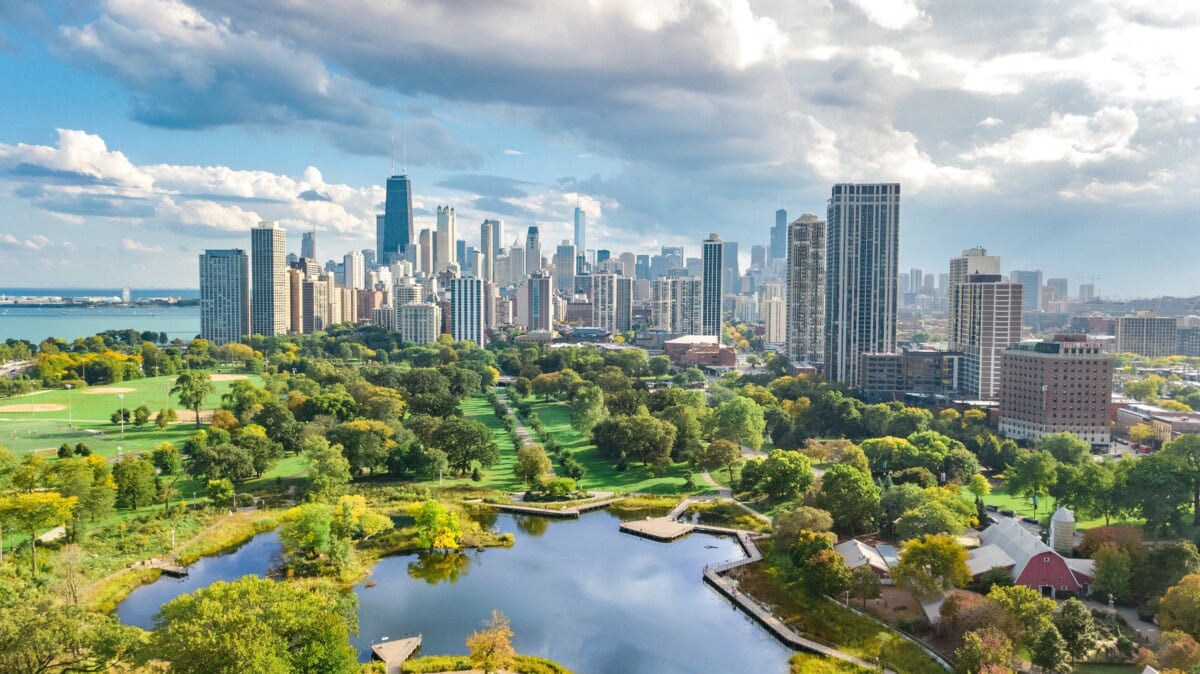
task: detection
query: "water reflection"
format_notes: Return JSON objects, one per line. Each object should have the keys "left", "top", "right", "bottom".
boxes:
{"left": 406, "top": 550, "right": 472, "bottom": 585}
{"left": 511, "top": 514, "right": 550, "bottom": 537}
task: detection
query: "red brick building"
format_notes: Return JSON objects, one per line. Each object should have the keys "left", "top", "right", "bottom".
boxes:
{"left": 663, "top": 335, "right": 736, "bottom": 367}
{"left": 998, "top": 335, "right": 1113, "bottom": 447}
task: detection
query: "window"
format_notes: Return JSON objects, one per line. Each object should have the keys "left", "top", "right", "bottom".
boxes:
{"left": 1043, "top": 556, "right": 1050, "bottom": 563}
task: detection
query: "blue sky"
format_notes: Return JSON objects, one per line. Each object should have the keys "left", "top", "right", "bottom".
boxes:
{"left": 1, "top": 0, "right": 1198, "bottom": 296}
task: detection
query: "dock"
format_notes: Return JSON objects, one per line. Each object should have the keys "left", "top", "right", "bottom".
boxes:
{"left": 159, "top": 565, "right": 189, "bottom": 578}
{"left": 371, "top": 635, "right": 422, "bottom": 674}
{"left": 619, "top": 516, "right": 695, "bottom": 541}
{"left": 475, "top": 493, "right": 623, "bottom": 519}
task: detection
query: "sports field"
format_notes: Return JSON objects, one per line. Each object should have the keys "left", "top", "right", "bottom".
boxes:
{"left": 0, "top": 373, "right": 259, "bottom": 458}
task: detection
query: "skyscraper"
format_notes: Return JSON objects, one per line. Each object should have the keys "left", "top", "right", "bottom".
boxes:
{"left": 592, "top": 272, "right": 617, "bottom": 331}
{"left": 417, "top": 229, "right": 433, "bottom": 275}
{"left": 251, "top": 222, "right": 288, "bottom": 336}
{"left": 635, "top": 254, "right": 650, "bottom": 280}
{"left": 343, "top": 251, "right": 365, "bottom": 290}
{"left": 950, "top": 275, "right": 1022, "bottom": 399}
{"left": 553, "top": 241, "right": 576, "bottom": 296}
{"left": 526, "top": 226, "right": 541, "bottom": 275}
{"left": 722, "top": 241, "right": 739, "bottom": 296}
{"left": 750, "top": 245, "right": 767, "bottom": 270}
{"left": 449, "top": 277, "right": 486, "bottom": 347}
{"left": 948, "top": 247, "right": 1001, "bottom": 333}
{"left": 301, "top": 230, "right": 316, "bottom": 261}
{"left": 1009, "top": 270, "right": 1043, "bottom": 311}
{"left": 615, "top": 276, "right": 633, "bottom": 332}
{"left": 650, "top": 278, "right": 675, "bottom": 331}
{"left": 380, "top": 174, "right": 414, "bottom": 263}
{"left": 199, "top": 249, "right": 249, "bottom": 345}
{"left": 701, "top": 234, "right": 724, "bottom": 336}
{"left": 574, "top": 206, "right": 586, "bottom": 252}
{"left": 479, "top": 220, "right": 497, "bottom": 282}
{"left": 435, "top": 206, "right": 457, "bottom": 272}
{"left": 770, "top": 208, "right": 788, "bottom": 261}
{"left": 524, "top": 272, "right": 554, "bottom": 331}
{"left": 824, "top": 183, "right": 900, "bottom": 385}
{"left": 676, "top": 276, "right": 704, "bottom": 335}
{"left": 786, "top": 214, "right": 825, "bottom": 364}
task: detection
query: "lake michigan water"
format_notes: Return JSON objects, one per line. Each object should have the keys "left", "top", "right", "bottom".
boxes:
{"left": 0, "top": 288, "right": 200, "bottom": 343}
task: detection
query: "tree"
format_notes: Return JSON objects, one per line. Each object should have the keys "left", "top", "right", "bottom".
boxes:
{"left": 280, "top": 503, "right": 335, "bottom": 568}
{"left": 1055, "top": 597, "right": 1096, "bottom": 660}
{"left": 152, "top": 576, "right": 359, "bottom": 674}
{"left": 1159, "top": 574, "right": 1200, "bottom": 639}
{"left": 806, "top": 548, "right": 851, "bottom": 595}
{"left": 773, "top": 506, "right": 834, "bottom": 547}
{"left": 697, "top": 439, "right": 742, "bottom": 484}
{"left": 649, "top": 355, "right": 671, "bottom": 376}
{"left": 849, "top": 565, "right": 882, "bottom": 607}
{"left": 1164, "top": 433, "right": 1200, "bottom": 525}
{"left": 328, "top": 419, "right": 397, "bottom": 475}
{"left": 466, "top": 610, "right": 516, "bottom": 674}
{"left": 1154, "top": 630, "right": 1200, "bottom": 671}
{"left": 1030, "top": 625, "right": 1071, "bottom": 673}
{"left": 514, "top": 444, "right": 552, "bottom": 487}
{"left": 112, "top": 456, "right": 157, "bottom": 510}
{"left": 1038, "top": 432, "right": 1092, "bottom": 466}
{"left": 753, "top": 450, "right": 814, "bottom": 500}
{"left": 0, "top": 592, "right": 143, "bottom": 673}
{"left": 988, "top": 584, "right": 1056, "bottom": 646}
{"left": 1092, "top": 542, "right": 1133, "bottom": 604}
{"left": 305, "top": 437, "right": 352, "bottom": 503}
{"left": 570, "top": 384, "right": 607, "bottom": 435}
{"left": 133, "top": 404, "right": 151, "bottom": 427}
{"left": 205, "top": 478, "right": 234, "bottom": 506}
{"left": 156, "top": 407, "right": 177, "bottom": 430}
{"left": 0, "top": 492, "right": 77, "bottom": 575}
{"left": 955, "top": 627, "right": 1013, "bottom": 674}
{"left": 713, "top": 396, "right": 767, "bottom": 450}
{"left": 152, "top": 442, "right": 183, "bottom": 475}
{"left": 656, "top": 404, "right": 704, "bottom": 460}
{"left": 893, "top": 534, "right": 970, "bottom": 600}
{"left": 1005, "top": 450, "right": 1057, "bottom": 513}
{"left": 592, "top": 415, "right": 676, "bottom": 469}
{"left": 1134, "top": 542, "right": 1200, "bottom": 603}
{"left": 414, "top": 500, "right": 461, "bottom": 551}
{"left": 896, "top": 501, "right": 969, "bottom": 540}
{"left": 879, "top": 483, "right": 927, "bottom": 538}
{"left": 433, "top": 417, "right": 499, "bottom": 475}
{"left": 172, "top": 370, "right": 215, "bottom": 428}
{"left": 1124, "top": 453, "right": 1192, "bottom": 538}
{"left": 817, "top": 464, "right": 880, "bottom": 534}
{"left": 1129, "top": 422, "right": 1157, "bottom": 447}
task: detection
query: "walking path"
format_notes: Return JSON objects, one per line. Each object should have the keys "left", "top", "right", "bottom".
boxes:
{"left": 476, "top": 493, "right": 622, "bottom": 519}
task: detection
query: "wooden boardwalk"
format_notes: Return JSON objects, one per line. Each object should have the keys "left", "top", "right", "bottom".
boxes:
{"left": 478, "top": 494, "right": 624, "bottom": 519}
{"left": 371, "top": 635, "right": 422, "bottom": 674}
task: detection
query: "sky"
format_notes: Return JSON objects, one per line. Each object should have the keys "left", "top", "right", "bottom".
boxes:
{"left": 0, "top": 0, "right": 1197, "bottom": 296}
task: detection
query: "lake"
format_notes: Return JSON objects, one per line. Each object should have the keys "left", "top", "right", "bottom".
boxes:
{"left": 0, "top": 305, "right": 200, "bottom": 343}
{"left": 116, "top": 511, "right": 793, "bottom": 674}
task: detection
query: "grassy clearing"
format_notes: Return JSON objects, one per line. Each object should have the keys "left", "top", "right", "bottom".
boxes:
{"left": 607, "top": 494, "right": 681, "bottom": 519}
{"left": 83, "top": 566, "right": 163, "bottom": 613}
{"left": 685, "top": 499, "right": 771, "bottom": 532}
{"left": 175, "top": 510, "right": 280, "bottom": 565}
{"left": 424, "top": 395, "right": 523, "bottom": 492}
{"left": 526, "top": 400, "right": 712, "bottom": 495}
{"left": 789, "top": 653, "right": 873, "bottom": 673}
{"left": 963, "top": 482, "right": 1145, "bottom": 532}
{"left": 399, "top": 654, "right": 573, "bottom": 674}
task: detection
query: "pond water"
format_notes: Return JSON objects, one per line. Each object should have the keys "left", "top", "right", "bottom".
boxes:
{"left": 116, "top": 512, "right": 793, "bottom": 674}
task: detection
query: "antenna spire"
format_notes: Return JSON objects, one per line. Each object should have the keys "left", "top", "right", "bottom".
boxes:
{"left": 403, "top": 142, "right": 408, "bottom": 175}
{"left": 390, "top": 135, "right": 395, "bottom": 175}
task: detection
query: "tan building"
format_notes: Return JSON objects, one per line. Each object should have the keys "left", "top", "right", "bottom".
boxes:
{"left": 950, "top": 275, "right": 1022, "bottom": 399}
{"left": 999, "top": 336, "right": 1114, "bottom": 446}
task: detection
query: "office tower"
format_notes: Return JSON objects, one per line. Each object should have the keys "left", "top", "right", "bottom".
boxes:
{"left": 398, "top": 303, "right": 441, "bottom": 345}
{"left": 508, "top": 246, "right": 526, "bottom": 285}
{"left": 574, "top": 206, "right": 586, "bottom": 252}
{"left": 1078, "top": 283, "right": 1095, "bottom": 302}
{"left": 1009, "top": 270, "right": 1043, "bottom": 311}
{"left": 449, "top": 277, "right": 486, "bottom": 346}
{"left": 301, "top": 230, "right": 316, "bottom": 261}
{"left": 824, "top": 183, "right": 900, "bottom": 386}
{"left": 675, "top": 276, "right": 704, "bottom": 335}
{"left": 770, "top": 208, "right": 788, "bottom": 261}
{"left": 380, "top": 174, "right": 414, "bottom": 263}
{"left": 199, "top": 249, "right": 250, "bottom": 345}
{"left": 343, "top": 251, "right": 365, "bottom": 290}
{"left": 950, "top": 275, "right": 1022, "bottom": 399}
{"left": 592, "top": 272, "right": 617, "bottom": 331}
{"left": 786, "top": 214, "right": 825, "bottom": 364}
{"left": 685, "top": 257, "right": 702, "bottom": 277}
{"left": 596, "top": 249, "right": 610, "bottom": 264}
{"left": 301, "top": 276, "right": 330, "bottom": 333}
{"left": 286, "top": 268, "right": 302, "bottom": 334}
{"left": 722, "top": 241, "right": 739, "bottom": 295}
{"left": 922, "top": 273, "right": 935, "bottom": 294}
{"left": 898, "top": 271, "right": 911, "bottom": 295}
{"left": 479, "top": 220, "right": 497, "bottom": 282}
{"left": 750, "top": 245, "right": 767, "bottom": 270}
{"left": 553, "top": 241, "right": 576, "bottom": 296}
{"left": 616, "top": 276, "right": 633, "bottom": 332}
{"left": 465, "top": 248, "right": 481, "bottom": 278}
{"left": 251, "top": 222, "right": 288, "bottom": 336}
{"left": 650, "top": 278, "right": 675, "bottom": 331}
{"left": 615, "top": 252, "right": 633, "bottom": 278}
{"left": 525, "top": 272, "right": 554, "bottom": 331}
{"left": 1116, "top": 314, "right": 1178, "bottom": 357}
{"left": 361, "top": 249, "right": 376, "bottom": 269}
{"left": 375, "top": 215, "right": 384, "bottom": 262}
{"left": 635, "top": 254, "right": 650, "bottom": 280}
{"left": 487, "top": 220, "right": 505, "bottom": 258}
{"left": 999, "top": 335, "right": 1113, "bottom": 446}
{"left": 526, "top": 226, "right": 541, "bottom": 274}
{"left": 417, "top": 229, "right": 433, "bottom": 274}
{"left": 909, "top": 268, "right": 923, "bottom": 293}
{"left": 435, "top": 206, "right": 457, "bottom": 271}
{"left": 701, "top": 234, "right": 724, "bottom": 336}
{"left": 1044, "top": 277, "right": 1069, "bottom": 303}
{"left": 456, "top": 239, "right": 467, "bottom": 267}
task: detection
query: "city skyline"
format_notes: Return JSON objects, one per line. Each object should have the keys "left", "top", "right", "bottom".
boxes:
{"left": 1, "top": 2, "right": 1197, "bottom": 294}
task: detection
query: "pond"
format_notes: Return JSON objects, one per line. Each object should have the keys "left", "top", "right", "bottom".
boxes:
{"left": 116, "top": 512, "right": 793, "bottom": 674}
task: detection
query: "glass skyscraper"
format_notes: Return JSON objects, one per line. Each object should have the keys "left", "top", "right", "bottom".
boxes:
{"left": 701, "top": 233, "right": 724, "bottom": 336}
{"left": 379, "top": 174, "right": 414, "bottom": 264}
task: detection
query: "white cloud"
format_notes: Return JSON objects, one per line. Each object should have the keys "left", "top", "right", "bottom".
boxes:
{"left": 503, "top": 149, "right": 525, "bottom": 156}
{"left": 979, "top": 117, "right": 1003, "bottom": 127}
{"left": 120, "top": 237, "right": 163, "bottom": 253}
{"left": 843, "top": 0, "right": 924, "bottom": 30}
{"left": 962, "top": 107, "right": 1140, "bottom": 166}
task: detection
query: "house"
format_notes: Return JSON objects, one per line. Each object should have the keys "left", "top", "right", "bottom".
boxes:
{"left": 978, "top": 518, "right": 1094, "bottom": 597}
{"left": 834, "top": 540, "right": 891, "bottom": 582}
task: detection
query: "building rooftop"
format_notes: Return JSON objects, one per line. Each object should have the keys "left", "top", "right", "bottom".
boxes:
{"left": 664, "top": 335, "right": 720, "bottom": 345}
{"left": 833, "top": 539, "right": 889, "bottom": 575}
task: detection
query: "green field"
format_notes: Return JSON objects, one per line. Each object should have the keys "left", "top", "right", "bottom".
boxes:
{"left": 525, "top": 399, "right": 712, "bottom": 495}
{"left": 426, "top": 395, "right": 524, "bottom": 491}
{"left": 964, "top": 482, "right": 1145, "bottom": 532}
{"left": 0, "top": 374, "right": 260, "bottom": 458}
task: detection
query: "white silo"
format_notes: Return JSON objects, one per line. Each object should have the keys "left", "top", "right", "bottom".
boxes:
{"left": 1049, "top": 507, "right": 1076, "bottom": 554}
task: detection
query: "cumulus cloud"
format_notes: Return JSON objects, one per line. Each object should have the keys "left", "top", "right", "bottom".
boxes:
{"left": 962, "top": 107, "right": 1140, "bottom": 166}
{"left": 120, "top": 237, "right": 163, "bottom": 253}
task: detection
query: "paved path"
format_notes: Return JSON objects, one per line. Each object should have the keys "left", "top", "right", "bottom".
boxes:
{"left": 1074, "top": 597, "right": 1158, "bottom": 644}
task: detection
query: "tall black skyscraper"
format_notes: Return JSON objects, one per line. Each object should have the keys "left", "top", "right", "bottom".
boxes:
{"left": 379, "top": 174, "right": 414, "bottom": 263}
{"left": 770, "top": 208, "right": 788, "bottom": 260}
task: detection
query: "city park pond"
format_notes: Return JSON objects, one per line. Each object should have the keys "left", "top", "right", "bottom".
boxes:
{"left": 116, "top": 510, "right": 793, "bottom": 674}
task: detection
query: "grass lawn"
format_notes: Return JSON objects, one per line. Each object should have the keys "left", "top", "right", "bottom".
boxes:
{"left": 1071, "top": 665, "right": 1140, "bottom": 674}
{"left": 424, "top": 395, "right": 524, "bottom": 492}
{"left": 526, "top": 399, "right": 713, "bottom": 495}
{"left": 963, "top": 481, "right": 1146, "bottom": 532}
{"left": 0, "top": 373, "right": 261, "bottom": 458}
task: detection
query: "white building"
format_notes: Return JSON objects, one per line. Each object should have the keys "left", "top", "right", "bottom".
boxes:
{"left": 398, "top": 303, "right": 441, "bottom": 345}
{"left": 449, "top": 277, "right": 486, "bottom": 347}
{"left": 251, "top": 221, "right": 289, "bottom": 336}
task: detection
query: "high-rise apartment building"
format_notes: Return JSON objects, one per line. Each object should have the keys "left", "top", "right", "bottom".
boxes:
{"left": 824, "top": 183, "right": 900, "bottom": 385}
{"left": 721, "top": 241, "right": 739, "bottom": 296}
{"left": 199, "top": 249, "right": 250, "bottom": 345}
{"left": 301, "top": 230, "right": 316, "bottom": 261}
{"left": 676, "top": 276, "right": 704, "bottom": 335}
{"left": 615, "top": 276, "right": 633, "bottom": 332}
{"left": 449, "top": 277, "right": 486, "bottom": 347}
{"left": 574, "top": 206, "right": 586, "bottom": 252}
{"left": 763, "top": 297, "right": 785, "bottom": 345}
{"left": 479, "top": 220, "right": 497, "bottom": 282}
{"left": 950, "top": 275, "right": 1022, "bottom": 399}
{"left": 1115, "top": 314, "right": 1178, "bottom": 357}
{"left": 524, "top": 272, "right": 554, "bottom": 331}
{"left": 286, "top": 267, "right": 302, "bottom": 334}
{"left": 701, "top": 234, "right": 724, "bottom": 336}
{"left": 343, "top": 251, "right": 365, "bottom": 290}
{"left": 380, "top": 174, "right": 414, "bottom": 263}
{"left": 526, "top": 226, "right": 541, "bottom": 275}
{"left": 435, "top": 206, "right": 457, "bottom": 272}
{"left": 251, "top": 222, "right": 288, "bottom": 336}
{"left": 770, "top": 208, "right": 788, "bottom": 261}
{"left": 635, "top": 254, "right": 651, "bottom": 280}
{"left": 301, "top": 276, "right": 330, "bottom": 333}
{"left": 591, "top": 272, "right": 617, "bottom": 332}
{"left": 1009, "top": 270, "right": 1043, "bottom": 312}
{"left": 417, "top": 229, "right": 433, "bottom": 275}
{"left": 786, "top": 214, "right": 825, "bottom": 364}
{"left": 553, "top": 241, "right": 576, "bottom": 295}
{"left": 650, "top": 278, "right": 675, "bottom": 331}
{"left": 948, "top": 247, "right": 1001, "bottom": 329}
{"left": 398, "top": 303, "right": 441, "bottom": 345}
{"left": 999, "top": 336, "right": 1113, "bottom": 446}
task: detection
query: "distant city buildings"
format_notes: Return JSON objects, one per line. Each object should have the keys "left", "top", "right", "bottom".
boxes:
{"left": 250, "top": 222, "right": 288, "bottom": 336}
{"left": 574, "top": 206, "right": 586, "bottom": 253}
{"left": 1115, "top": 313, "right": 1177, "bottom": 357}
{"left": 380, "top": 174, "right": 414, "bottom": 263}
{"left": 786, "top": 214, "right": 825, "bottom": 364}
{"left": 199, "top": 249, "right": 249, "bottom": 345}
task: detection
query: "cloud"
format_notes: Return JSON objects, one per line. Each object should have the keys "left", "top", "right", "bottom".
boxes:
{"left": 436, "top": 174, "right": 537, "bottom": 199}
{"left": 962, "top": 107, "right": 1140, "bottom": 166}
{"left": 843, "top": 0, "right": 924, "bottom": 30}
{"left": 120, "top": 237, "right": 163, "bottom": 253}
{"left": 0, "top": 232, "right": 53, "bottom": 250}
{"left": 504, "top": 149, "right": 525, "bottom": 156}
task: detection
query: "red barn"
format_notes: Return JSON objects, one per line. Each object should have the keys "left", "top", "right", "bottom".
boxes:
{"left": 978, "top": 518, "right": 1094, "bottom": 598}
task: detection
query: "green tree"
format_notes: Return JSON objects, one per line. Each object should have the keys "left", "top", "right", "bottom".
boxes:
{"left": 592, "top": 415, "right": 676, "bottom": 469}
{"left": 655, "top": 404, "right": 704, "bottom": 460}
{"left": 849, "top": 565, "right": 882, "bottom": 607}
{"left": 0, "top": 592, "right": 143, "bottom": 673}
{"left": 713, "top": 396, "right": 766, "bottom": 450}
{"left": 466, "top": 610, "right": 516, "bottom": 674}
{"left": 570, "top": 384, "right": 607, "bottom": 435}
{"left": 152, "top": 576, "right": 358, "bottom": 674}
{"left": 1037, "top": 432, "right": 1091, "bottom": 466}
{"left": 514, "top": 444, "right": 552, "bottom": 487}
{"left": 0, "top": 491, "right": 77, "bottom": 575}
{"left": 1123, "top": 453, "right": 1192, "bottom": 538}
{"left": 1030, "top": 625, "right": 1071, "bottom": 673}
{"left": 1005, "top": 450, "right": 1057, "bottom": 513}
{"left": 806, "top": 548, "right": 851, "bottom": 595}
{"left": 1159, "top": 573, "right": 1200, "bottom": 640}
{"left": 1055, "top": 597, "right": 1096, "bottom": 660}
{"left": 1092, "top": 542, "right": 1133, "bottom": 604}
{"left": 772, "top": 506, "right": 834, "bottom": 547}
{"left": 205, "top": 478, "right": 234, "bottom": 506}
{"left": 879, "top": 483, "right": 927, "bottom": 538}
{"left": 893, "top": 534, "right": 970, "bottom": 600}
{"left": 1163, "top": 433, "right": 1200, "bottom": 525}
{"left": 111, "top": 456, "right": 157, "bottom": 510}
{"left": 697, "top": 439, "right": 742, "bottom": 484}
{"left": 328, "top": 419, "right": 397, "bottom": 475}
{"left": 955, "top": 627, "right": 1013, "bottom": 674}
{"left": 433, "top": 417, "right": 499, "bottom": 475}
{"left": 895, "top": 500, "right": 969, "bottom": 540}
{"left": 305, "top": 437, "right": 352, "bottom": 503}
{"left": 172, "top": 370, "right": 215, "bottom": 428}
{"left": 414, "top": 500, "right": 461, "bottom": 551}
{"left": 988, "top": 584, "right": 1056, "bottom": 646}
{"left": 817, "top": 464, "right": 880, "bottom": 534}
{"left": 755, "top": 450, "right": 814, "bottom": 500}
{"left": 649, "top": 355, "right": 671, "bottom": 376}
{"left": 280, "top": 503, "right": 334, "bottom": 567}
{"left": 133, "top": 404, "right": 151, "bottom": 427}
{"left": 152, "top": 442, "right": 183, "bottom": 475}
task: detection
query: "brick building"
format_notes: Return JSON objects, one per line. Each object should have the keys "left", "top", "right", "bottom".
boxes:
{"left": 998, "top": 335, "right": 1113, "bottom": 447}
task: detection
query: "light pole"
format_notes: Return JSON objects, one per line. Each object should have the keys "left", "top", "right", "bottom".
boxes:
{"left": 65, "top": 383, "right": 72, "bottom": 430}
{"left": 118, "top": 393, "right": 126, "bottom": 440}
